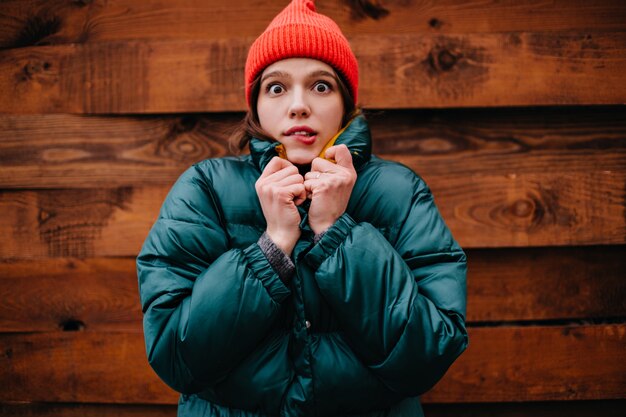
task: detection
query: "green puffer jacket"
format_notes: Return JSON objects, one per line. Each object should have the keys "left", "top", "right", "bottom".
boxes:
{"left": 137, "top": 115, "right": 468, "bottom": 417}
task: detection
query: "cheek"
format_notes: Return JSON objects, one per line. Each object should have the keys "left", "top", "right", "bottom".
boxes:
{"left": 322, "top": 99, "right": 344, "bottom": 130}
{"left": 257, "top": 101, "right": 278, "bottom": 133}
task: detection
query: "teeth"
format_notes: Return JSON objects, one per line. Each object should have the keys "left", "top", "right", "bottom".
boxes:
{"left": 293, "top": 131, "right": 311, "bottom": 136}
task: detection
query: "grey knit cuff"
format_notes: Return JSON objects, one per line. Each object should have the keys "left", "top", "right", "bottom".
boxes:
{"left": 313, "top": 230, "right": 327, "bottom": 245}
{"left": 258, "top": 232, "right": 295, "bottom": 284}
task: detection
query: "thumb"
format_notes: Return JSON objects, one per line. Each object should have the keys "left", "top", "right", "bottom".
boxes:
{"left": 325, "top": 144, "right": 353, "bottom": 169}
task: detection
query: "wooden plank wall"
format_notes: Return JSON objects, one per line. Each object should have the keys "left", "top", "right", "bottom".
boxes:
{"left": 1, "top": 0, "right": 625, "bottom": 415}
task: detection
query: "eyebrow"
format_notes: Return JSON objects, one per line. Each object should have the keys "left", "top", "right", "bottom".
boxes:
{"left": 260, "top": 69, "right": 337, "bottom": 84}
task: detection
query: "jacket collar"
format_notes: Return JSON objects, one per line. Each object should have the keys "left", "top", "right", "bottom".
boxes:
{"left": 249, "top": 114, "right": 372, "bottom": 173}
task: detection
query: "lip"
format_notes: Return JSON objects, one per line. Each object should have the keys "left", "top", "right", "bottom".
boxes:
{"left": 283, "top": 125, "right": 318, "bottom": 145}
{"left": 284, "top": 125, "right": 317, "bottom": 135}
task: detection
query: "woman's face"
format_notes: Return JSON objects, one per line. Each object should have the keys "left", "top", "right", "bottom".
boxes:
{"left": 257, "top": 58, "right": 345, "bottom": 165}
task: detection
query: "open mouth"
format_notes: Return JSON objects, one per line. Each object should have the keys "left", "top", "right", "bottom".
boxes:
{"left": 284, "top": 126, "right": 318, "bottom": 137}
{"left": 288, "top": 130, "right": 316, "bottom": 137}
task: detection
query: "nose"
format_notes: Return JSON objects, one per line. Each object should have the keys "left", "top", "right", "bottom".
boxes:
{"left": 288, "top": 88, "right": 310, "bottom": 118}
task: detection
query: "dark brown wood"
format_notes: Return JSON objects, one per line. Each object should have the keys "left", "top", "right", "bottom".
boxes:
{"left": 0, "top": 258, "right": 142, "bottom": 332}
{"left": 1, "top": 32, "right": 625, "bottom": 113}
{"left": 1, "top": 0, "right": 625, "bottom": 48}
{"left": 0, "top": 113, "right": 236, "bottom": 188}
{"left": 430, "top": 170, "right": 625, "bottom": 247}
{"left": 0, "top": 170, "right": 624, "bottom": 260}
{"left": 0, "top": 403, "right": 177, "bottom": 417}
{"left": 422, "top": 324, "right": 626, "bottom": 402}
{"left": 1, "top": 248, "right": 625, "bottom": 332}
{"left": 368, "top": 108, "right": 626, "bottom": 177}
{"left": 0, "top": 187, "right": 167, "bottom": 259}
{"left": 2, "top": 108, "right": 626, "bottom": 188}
{"left": 1, "top": 400, "right": 624, "bottom": 417}
{"left": 465, "top": 247, "right": 626, "bottom": 322}
{"left": 0, "top": 332, "right": 178, "bottom": 404}
{"left": 1, "top": 325, "right": 624, "bottom": 403}
{"left": 423, "top": 400, "right": 626, "bottom": 416}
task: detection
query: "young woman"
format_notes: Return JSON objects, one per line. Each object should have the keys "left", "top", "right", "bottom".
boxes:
{"left": 137, "top": 1, "right": 468, "bottom": 416}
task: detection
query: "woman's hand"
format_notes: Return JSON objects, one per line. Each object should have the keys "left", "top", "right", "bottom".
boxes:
{"left": 304, "top": 145, "right": 357, "bottom": 235}
{"left": 256, "top": 157, "right": 306, "bottom": 256}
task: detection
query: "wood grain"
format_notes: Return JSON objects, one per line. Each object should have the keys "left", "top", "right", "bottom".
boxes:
{"left": 465, "top": 247, "right": 626, "bottom": 322}
{"left": 0, "top": 187, "right": 167, "bottom": 259}
{"left": 0, "top": 403, "right": 177, "bottom": 417}
{"left": 422, "top": 400, "right": 626, "bottom": 417}
{"left": 0, "top": 113, "right": 236, "bottom": 188}
{"left": 430, "top": 171, "right": 625, "bottom": 247}
{"left": 1, "top": 248, "right": 625, "bottom": 332}
{"left": 1, "top": 32, "right": 624, "bottom": 113}
{"left": 1, "top": 325, "right": 624, "bottom": 403}
{"left": 0, "top": 332, "right": 179, "bottom": 404}
{"left": 1, "top": 400, "right": 625, "bottom": 417}
{"left": 1, "top": 0, "right": 625, "bottom": 48}
{"left": 423, "top": 325, "right": 626, "bottom": 402}
{"left": 0, "top": 258, "right": 142, "bottom": 332}
{"left": 0, "top": 170, "right": 624, "bottom": 260}
{"left": 2, "top": 108, "right": 626, "bottom": 188}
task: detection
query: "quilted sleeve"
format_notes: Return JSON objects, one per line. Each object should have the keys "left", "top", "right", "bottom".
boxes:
{"left": 137, "top": 164, "right": 290, "bottom": 394}
{"left": 304, "top": 171, "right": 467, "bottom": 396}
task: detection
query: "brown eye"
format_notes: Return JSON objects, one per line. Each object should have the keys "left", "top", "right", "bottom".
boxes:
{"left": 267, "top": 84, "right": 284, "bottom": 95}
{"left": 314, "top": 82, "right": 331, "bottom": 93}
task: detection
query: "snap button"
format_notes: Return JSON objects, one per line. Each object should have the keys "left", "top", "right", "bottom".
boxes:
{"left": 305, "top": 320, "right": 311, "bottom": 329}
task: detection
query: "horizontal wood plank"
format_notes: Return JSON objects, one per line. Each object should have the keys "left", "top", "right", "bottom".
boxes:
{"left": 0, "top": 403, "right": 176, "bottom": 417}
{"left": 0, "top": 187, "right": 167, "bottom": 259}
{"left": 2, "top": 108, "right": 626, "bottom": 188}
{"left": 1, "top": 248, "right": 625, "bottom": 332}
{"left": 1, "top": 32, "right": 624, "bottom": 113}
{"left": 466, "top": 247, "right": 626, "bottom": 322}
{"left": 1, "top": 400, "right": 625, "bottom": 417}
{"left": 1, "top": 0, "right": 625, "bottom": 49}
{"left": 422, "top": 400, "right": 626, "bottom": 417}
{"left": 0, "top": 332, "right": 178, "bottom": 404}
{"left": 0, "top": 170, "right": 624, "bottom": 260}
{"left": 430, "top": 171, "right": 625, "bottom": 247}
{"left": 0, "top": 258, "right": 142, "bottom": 332}
{"left": 0, "top": 113, "right": 236, "bottom": 188}
{"left": 425, "top": 324, "right": 626, "bottom": 402}
{"left": 1, "top": 325, "right": 624, "bottom": 403}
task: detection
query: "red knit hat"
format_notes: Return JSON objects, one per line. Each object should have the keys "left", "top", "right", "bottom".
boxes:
{"left": 244, "top": 0, "right": 358, "bottom": 107}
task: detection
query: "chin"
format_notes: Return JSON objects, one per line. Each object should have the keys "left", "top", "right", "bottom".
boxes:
{"left": 286, "top": 152, "right": 316, "bottom": 166}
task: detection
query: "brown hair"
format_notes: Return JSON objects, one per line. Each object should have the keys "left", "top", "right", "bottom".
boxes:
{"left": 228, "top": 70, "right": 360, "bottom": 154}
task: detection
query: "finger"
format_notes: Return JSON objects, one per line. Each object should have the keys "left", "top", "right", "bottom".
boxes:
{"left": 260, "top": 157, "right": 293, "bottom": 178}
{"left": 304, "top": 170, "right": 323, "bottom": 181}
{"left": 310, "top": 157, "right": 338, "bottom": 173}
{"left": 276, "top": 173, "right": 305, "bottom": 187}
{"left": 264, "top": 164, "right": 300, "bottom": 183}
{"left": 283, "top": 183, "right": 306, "bottom": 203}
{"left": 303, "top": 178, "right": 320, "bottom": 192}
{"left": 325, "top": 144, "right": 354, "bottom": 169}
{"left": 293, "top": 187, "right": 307, "bottom": 205}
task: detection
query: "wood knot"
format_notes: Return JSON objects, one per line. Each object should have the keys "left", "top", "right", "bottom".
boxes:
{"left": 13, "top": 15, "right": 61, "bottom": 48}
{"left": 429, "top": 18, "right": 443, "bottom": 29}
{"left": 427, "top": 47, "right": 461, "bottom": 72}
{"left": 512, "top": 199, "right": 533, "bottom": 217}
{"left": 174, "top": 116, "right": 198, "bottom": 134}
{"left": 347, "top": 0, "right": 390, "bottom": 21}
{"left": 176, "top": 140, "right": 199, "bottom": 155}
{"left": 438, "top": 50, "right": 459, "bottom": 71}
{"left": 61, "top": 319, "right": 85, "bottom": 331}
{"left": 38, "top": 209, "right": 55, "bottom": 225}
